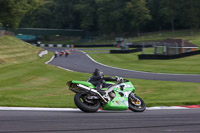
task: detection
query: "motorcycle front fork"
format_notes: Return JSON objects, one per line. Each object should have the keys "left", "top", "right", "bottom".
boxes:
{"left": 129, "top": 93, "right": 141, "bottom": 106}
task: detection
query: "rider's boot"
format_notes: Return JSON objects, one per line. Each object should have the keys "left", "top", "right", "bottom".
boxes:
{"left": 96, "top": 85, "right": 106, "bottom": 95}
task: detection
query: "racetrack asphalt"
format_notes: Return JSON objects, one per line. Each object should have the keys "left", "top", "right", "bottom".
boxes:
{"left": 0, "top": 109, "right": 200, "bottom": 133}
{"left": 45, "top": 48, "right": 200, "bottom": 83}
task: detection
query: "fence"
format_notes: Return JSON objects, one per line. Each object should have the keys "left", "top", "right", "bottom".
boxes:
{"left": 128, "top": 42, "right": 154, "bottom": 48}
{"left": 15, "top": 28, "right": 85, "bottom": 37}
{"left": 0, "top": 29, "right": 14, "bottom": 36}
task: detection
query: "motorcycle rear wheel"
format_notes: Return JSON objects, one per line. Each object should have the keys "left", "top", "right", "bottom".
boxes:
{"left": 74, "top": 92, "right": 100, "bottom": 113}
{"left": 129, "top": 94, "right": 146, "bottom": 112}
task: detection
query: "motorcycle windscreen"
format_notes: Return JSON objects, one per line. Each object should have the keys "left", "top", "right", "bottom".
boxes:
{"left": 71, "top": 80, "right": 95, "bottom": 88}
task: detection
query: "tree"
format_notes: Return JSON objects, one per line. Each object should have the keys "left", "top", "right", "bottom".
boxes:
{"left": 146, "top": 0, "right": 163, "bottom": 31}
{"left": 96, "top": 0, "right": 127, "bottom": 35}
{"left": 20, "top": 0, "right": 80, "bottom": 29}
{"left": 52, "top": 0, "right": 80, "bottom": 29}
{"left": 125, "top": 0, "right": 151, "bottom": 36}
{"left": 20, "top": 0, "right": 56, "bottom": 28}
{"left": 0, "top": 0, "right": 31, "bottom": 29}
{"left": 183, "top": 0, "right": 200, "bottom": 35}
{"left": 159, "top": 0, "right": 180, "bottom": 34}
{"left": 17, "top": 0, "right": 200, "bottom": 35}
{"left": 75, "top": 0, "right": 97, "bottom": 31}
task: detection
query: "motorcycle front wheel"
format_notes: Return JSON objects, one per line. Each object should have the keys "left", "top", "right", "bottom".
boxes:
{"left": 74, "top": 92, "right": 100, "bottom": 113}
{"left": 128, "top": 94, "right": 146, "bottom": 112}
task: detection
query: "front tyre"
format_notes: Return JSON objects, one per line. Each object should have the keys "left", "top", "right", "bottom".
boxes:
{"left": 74, "top": 92, "right": 100, "bottom": 113}
{"left": 129, "top": 94, "right": 146, "bottom": 112}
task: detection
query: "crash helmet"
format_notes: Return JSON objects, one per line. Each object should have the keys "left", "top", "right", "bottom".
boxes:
{"left": 93, "top": 69, "right": 104, "bottom": 77}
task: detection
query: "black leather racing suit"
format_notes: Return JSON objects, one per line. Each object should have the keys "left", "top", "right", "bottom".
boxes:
{"left": 88, "top": 75, "right": 117, "bottom": 94}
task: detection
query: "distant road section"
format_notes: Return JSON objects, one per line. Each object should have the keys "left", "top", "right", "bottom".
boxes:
{"left": 45, "top": 48, "right": 200, "bottom": 83}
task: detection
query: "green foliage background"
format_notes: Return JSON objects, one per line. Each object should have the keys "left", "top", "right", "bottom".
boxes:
{"left": 1, "top": 0, "right": 200, "bottom": 34}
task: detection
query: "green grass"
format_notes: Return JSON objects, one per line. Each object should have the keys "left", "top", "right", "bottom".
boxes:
{"left": 0, "top": 36, "right": 41, "bottom": 67}
{"left": 0, "top": 56, "right": 89, "bottom": 108}
{"left": 0, "top": 35, "right": 200, "bottom": 108}
{"left": 130, "top": 79, "right": 200, "bottom": 106}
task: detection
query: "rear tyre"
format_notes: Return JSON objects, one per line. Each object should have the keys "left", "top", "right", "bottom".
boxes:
{"left": 74, "top": 92, "right": 100, "bottom": 113}
{"left": 129, "top": 94, "right": 146, "bottom": 112}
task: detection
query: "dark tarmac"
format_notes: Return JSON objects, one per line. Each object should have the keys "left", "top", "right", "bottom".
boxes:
{"left": 0, "top": 109, "right": 200, "bottom": 133}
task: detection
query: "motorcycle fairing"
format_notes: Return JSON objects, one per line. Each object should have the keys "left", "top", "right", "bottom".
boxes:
{"left": 102, "top": 90, "right": 129, "bottom": 110}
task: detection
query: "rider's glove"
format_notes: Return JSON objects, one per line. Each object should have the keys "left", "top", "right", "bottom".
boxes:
{"left": 115, "top": 76, "right": 120, "bottom": 82}
{"left": 116, "top": 76, "right": 123, "bottom": 82}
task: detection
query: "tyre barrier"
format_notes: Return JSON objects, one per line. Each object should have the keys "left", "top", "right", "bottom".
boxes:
{"left": 33, "top": 43, "right": 152, "bottom": 48}
{"left": 138, "top": 50, "right": 200, "bottom": 60}
{"left": 74, "top": 44, "right": 114, "bottom": 47}
{"left": 110, "top": 48, "right": 142, "bottom": 54}
{"left": 32, "top": 44, "right": 74, "bottom": 48}
{"left": 32, "top": 43, "right": 114, "bottom": 48}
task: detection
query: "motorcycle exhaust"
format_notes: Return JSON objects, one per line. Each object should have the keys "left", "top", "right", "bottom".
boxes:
{"left": 77, "top": 84, "right": 107, "bottom": 103}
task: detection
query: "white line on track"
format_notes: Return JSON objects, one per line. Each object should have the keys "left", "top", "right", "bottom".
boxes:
{"left": 0, "top": 107, "right": 80, "bottom": 111}
{"left": 0, "top": 106, "right": 189, "bottom": 111}
{"left": 45, "top": 55, "right": 55, "bottom": 64}
{"left": 147, "top": 106, "right": 189, "bottom": 110}
{"left": 45, "top": 55, "right": 75, "bottom": 72}
{"left": 56, "top": 66, "right": 74, "bottom": 72}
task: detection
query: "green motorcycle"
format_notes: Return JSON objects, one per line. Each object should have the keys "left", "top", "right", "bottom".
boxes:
{"left": 67, "top": 77, "right": 146, "bottom": 112}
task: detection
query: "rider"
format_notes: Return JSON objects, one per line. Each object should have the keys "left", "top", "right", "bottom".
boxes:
{"left": 88, "top": 69, "right": 119, "bottom": 95}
